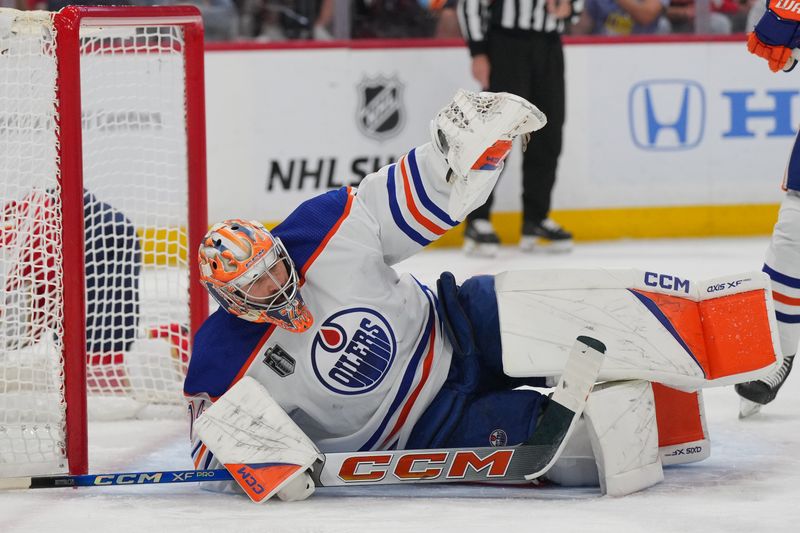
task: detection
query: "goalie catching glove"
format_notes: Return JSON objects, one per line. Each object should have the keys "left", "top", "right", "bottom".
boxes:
{"left": 431, "top": 90, "right": 547, "bottom": 220}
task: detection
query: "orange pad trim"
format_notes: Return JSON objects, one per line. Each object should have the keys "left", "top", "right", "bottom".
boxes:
{"left": 226, "top": 463, "right": 303, "bottom": 503}
{"left": 653, "top": 383, "right": 705, "bottom": 447}
{"left": 632, "top": 290, "right": 709, "bottom": 375}
{"left": 699, "top": 291, "right": 776, "bottom": 380}
{"left": 471, "top": 140, "right": 513, "bottom": 171}
{"left": 633, "top": 289, "right": 775, "bottom": 381}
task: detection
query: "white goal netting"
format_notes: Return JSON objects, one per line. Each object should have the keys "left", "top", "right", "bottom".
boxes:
{"left": 0, "top": 8, "right": 198, "bottom": 477}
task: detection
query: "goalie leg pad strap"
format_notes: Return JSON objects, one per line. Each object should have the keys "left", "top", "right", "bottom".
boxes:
{"left": 584, "top": 380, "right": 663, "bottom": 497}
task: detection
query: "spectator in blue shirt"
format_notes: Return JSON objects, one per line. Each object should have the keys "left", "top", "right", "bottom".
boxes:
{"left": 572, "top": 0, "right": 670, "bottom": 35}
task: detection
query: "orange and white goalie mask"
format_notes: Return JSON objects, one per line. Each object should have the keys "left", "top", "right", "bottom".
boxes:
{"left": 198, "top": 219, "right": 313, "bottom": 332}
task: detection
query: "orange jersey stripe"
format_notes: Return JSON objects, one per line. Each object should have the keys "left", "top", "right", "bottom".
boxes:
{"left": 193, "top": 443, "right": 207, "bottom": 469}
{"left": 399, "top": 156, "right": 447, "bottom": 236}
{"left": 772, "top": 290, "right": 800, "bottom": 306}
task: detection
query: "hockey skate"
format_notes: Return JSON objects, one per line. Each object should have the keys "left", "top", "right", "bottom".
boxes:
{"left": 519, "top": 218, "right": 573, "bottom": 253}
{"left": 431, "top": 90, "right": 547, "bottom": 220}
{"left": 736, "top": 354, "right": 794, "bottom": 418}
{"left": 463, "top": 218, "right": 500, "bottom": 257}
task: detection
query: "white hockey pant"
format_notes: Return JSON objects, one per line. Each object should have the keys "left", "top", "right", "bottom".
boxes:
{"left": 765, "top": 190, "right": 800, "bottom": 359}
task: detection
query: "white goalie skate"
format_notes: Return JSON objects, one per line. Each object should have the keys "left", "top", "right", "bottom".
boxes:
{"left": 431, "top": 90, "right": 547, "bottom": 220}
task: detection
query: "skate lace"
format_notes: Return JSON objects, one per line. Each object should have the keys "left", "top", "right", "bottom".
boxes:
{"left": 762, "top": 355, "right": 794, "bottom": 388}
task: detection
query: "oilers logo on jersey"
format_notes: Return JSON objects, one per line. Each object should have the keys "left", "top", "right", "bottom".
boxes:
{"left": 311, "top": 307, "right": 397, "bottom": 395}
{"left": 489, "top": 429, "right": 508, "bottom": 447}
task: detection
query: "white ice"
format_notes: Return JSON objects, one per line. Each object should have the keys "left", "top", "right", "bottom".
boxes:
{"left": 2, "top": 237, "right": 798, "bottom": 532}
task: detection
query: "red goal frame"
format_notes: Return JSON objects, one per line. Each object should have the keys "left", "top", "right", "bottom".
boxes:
{"left": 52, "top": 6, "right": 209, "bottom": 475}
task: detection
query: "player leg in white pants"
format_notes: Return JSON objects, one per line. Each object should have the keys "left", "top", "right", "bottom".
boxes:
{"left": 737, "top": 191, "right": 799, "bottom": 416}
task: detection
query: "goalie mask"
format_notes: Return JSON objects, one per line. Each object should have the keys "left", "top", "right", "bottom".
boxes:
{"left": 198, "top": 219, "right": 313, "bottom": 332}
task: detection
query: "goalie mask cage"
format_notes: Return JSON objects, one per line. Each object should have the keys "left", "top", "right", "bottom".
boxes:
{"left": 0, "top": 6, "right": 208, "bottom": 477}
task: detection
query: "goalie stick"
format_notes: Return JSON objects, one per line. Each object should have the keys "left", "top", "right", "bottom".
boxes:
{"left": 0, "top": 335, "right": 604, "bottom": 492}
{"left": 785, "top": 48, "right": 800, "bottom": 72}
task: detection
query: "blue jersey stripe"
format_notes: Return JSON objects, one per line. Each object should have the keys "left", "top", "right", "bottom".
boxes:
{"left": 776, "top": 310, "right": 800, "bottom": 323}
{"left": 191, "top": 440, "right": 203, "bottom": 457}
{"left": 763, "top": 264, "right": 800, "bottom": 289}
{"left": 412, "top": 276, "right": 438, "bottom": 308}
{"left": 203, "top": 451, "right": 215, "bottom": 470}
{"left": 629, "top": 289, "right": 706, "bottom": 378}
{"left": 407, "top": 148, "right": 459, "bottom": 228}
{"left": 387, "top": 164, "right": 432, "bottom": 247}
{"left": 359, "top": 296, "right": 435, "bottom": 451}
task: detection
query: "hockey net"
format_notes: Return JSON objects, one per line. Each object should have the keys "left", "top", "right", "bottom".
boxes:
{"left": 0, "top": 6, "right": 208, "bottom": 477}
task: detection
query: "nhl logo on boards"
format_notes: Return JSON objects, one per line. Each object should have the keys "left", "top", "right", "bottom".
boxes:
{"left": 311, "top": 307, "right": 397, "bottom": 395}
{"left": 356, "top": 75, "right": 405, "bottom": 141}
{"left": 489, "top": 429, "right": 507, "bottom": 447}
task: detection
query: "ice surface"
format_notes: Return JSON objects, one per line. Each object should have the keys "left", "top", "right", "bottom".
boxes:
{"left": 2, "top": 237, "right": 798, "bottom": 532}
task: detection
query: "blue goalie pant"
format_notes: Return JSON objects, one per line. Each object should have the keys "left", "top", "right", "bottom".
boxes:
{"left": 407, "top": 273, "right": 549, "bottom": 449}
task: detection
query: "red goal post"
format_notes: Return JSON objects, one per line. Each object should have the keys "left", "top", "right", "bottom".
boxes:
{"left": 0, "top": 6, "right": 208, "bottom": 477}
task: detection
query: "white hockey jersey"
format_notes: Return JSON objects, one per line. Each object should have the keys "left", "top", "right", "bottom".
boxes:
{"left": 185, "top": 143, "right": 471, "bottom": 470}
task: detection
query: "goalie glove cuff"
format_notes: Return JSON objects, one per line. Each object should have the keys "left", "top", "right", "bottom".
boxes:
{"left": 755, "top": 8, "right": 800, "bottom": 47}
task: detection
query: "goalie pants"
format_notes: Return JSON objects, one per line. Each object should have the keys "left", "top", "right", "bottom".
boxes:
{"left": 466, "top": 29, "right": 565, "bottom": 226}
{"left": 406, "top": 272, "right": 549, "bottom": 449}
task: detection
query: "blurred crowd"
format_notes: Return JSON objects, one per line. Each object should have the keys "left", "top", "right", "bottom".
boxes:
{"left": 2, "top": 0, "right": 766, "bottom": 41}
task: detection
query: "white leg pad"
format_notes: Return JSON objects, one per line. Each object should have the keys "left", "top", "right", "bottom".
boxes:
{"left": 497, "top": 269, "right": 781, "bottom": 389}
{"left": 584, "top": 380, "right": 664, "bottom": 497}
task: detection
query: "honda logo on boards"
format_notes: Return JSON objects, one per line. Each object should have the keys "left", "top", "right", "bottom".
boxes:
{"left": 629, "top": 80, "right": 706, "bottom": 151}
